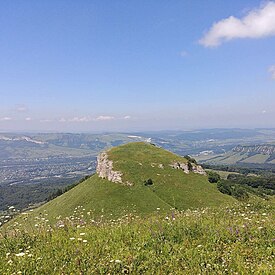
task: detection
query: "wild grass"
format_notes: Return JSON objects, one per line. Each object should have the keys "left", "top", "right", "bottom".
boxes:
{"left": 1, "top": 201, "right": 274, "bottom": 274}
{"left": 9, "top": 143, "right": 234, "bottom": 226}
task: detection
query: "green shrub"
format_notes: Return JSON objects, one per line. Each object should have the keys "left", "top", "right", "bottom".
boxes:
{"left": 217, "top": 180, "right": 249, "bottom": 200}
{"left": 144, "top": 178, "right": 153, "bottom": 186}
{"left": 207, "top": 171, "right": 221, "bottom": 183}
{"left": 184, "top": 155, "right": 197, "bottom": 164}
{"left": 187, "top": 161, "right": 193, "bottom": 172}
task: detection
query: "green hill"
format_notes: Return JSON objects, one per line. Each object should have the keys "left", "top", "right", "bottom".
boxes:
{"left": 2, "top": 142, "right": 274, "bottom": 274}
{"left": 12, "top": 142, "right": 234, "bottom": 224}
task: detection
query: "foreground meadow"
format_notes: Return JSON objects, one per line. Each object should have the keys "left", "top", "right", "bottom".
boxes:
{"left": 0, "top": 201, "right": 274, "bottom": 274}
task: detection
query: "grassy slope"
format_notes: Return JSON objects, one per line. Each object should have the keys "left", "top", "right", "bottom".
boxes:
{"left": 197, "top": 151, "right": 274, "bottom": 165}
{"left": 241, "top": 154, "right": 270, "bottom": 164}
{"left": 21, "top": 142, "right": 233, "bottom": 224}
{"left": 0, "top": 142, "right": 235, "bottom": 229}
{"left": 1, "top": 201, "right": 274, "bottom": 274}
{"left": 109, "top": 143, "right": 233, "bottom": 209}
{"left": 1, "top": 143, "right": 274, "bottom": 274}
{"left": 30, "top": 176, "right": 171, "bottom": 221}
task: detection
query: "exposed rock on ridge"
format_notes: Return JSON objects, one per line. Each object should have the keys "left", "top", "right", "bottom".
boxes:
{"left": 96, "top": 152, "right": 123, "bottom": 183}
{"left": 170, "top": 162, "right": 190, "bottom": 174}
{"left": 191, "top": 164, "right": 207, "bottom": 175}
{"left": 96, "top": 152, "right": 132, "bottom": 186}
{"left": 170, "top": 161, "right": 206, "bottom": 175}
{"left": 233, "top": 144, "right": 275, "bottom": 155}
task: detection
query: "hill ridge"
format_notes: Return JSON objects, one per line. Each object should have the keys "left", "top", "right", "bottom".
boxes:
{"left": 8, "top": 142, "right": 234, "bottom": 224}
{"left": 233, "top": 144, "right": 275, "bottom": 155}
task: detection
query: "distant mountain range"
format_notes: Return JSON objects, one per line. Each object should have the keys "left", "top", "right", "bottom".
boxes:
{"left": 233, "top": 144, "right": 275, "bottom": 155}
{"left": 196, "top": 144, "right": 275, "bottom": 165}
{"left": 1, "top": 128, "right": 275, "bottom": 160}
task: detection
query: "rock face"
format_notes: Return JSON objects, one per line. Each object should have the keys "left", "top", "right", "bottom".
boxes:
{"left": 233, "top": 145, "right": 275, "bottom": 155}
{"left": 96, "top": 152, "right": 123, "bottom": 183}
{"left": 170, "top": 162, "right": 190, "bottom": 174}
{"left": 170, "top": 161, "right": 206, "bottom": 175}
{"left": 191, "top": 164, "right": 207, "bottom": 175}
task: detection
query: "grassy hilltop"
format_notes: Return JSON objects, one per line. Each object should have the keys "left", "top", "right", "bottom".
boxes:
{"left": 18, "top": 142, "right": 233, "bottom": 223}
{"left": 1, "top": 142, "right": 274, "bottom": 274}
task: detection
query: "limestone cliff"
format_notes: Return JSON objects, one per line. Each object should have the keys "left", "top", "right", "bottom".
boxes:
{"left": 96, "top": 152, "right": 123, "bottom": 183}
{"left": 96, "top": 152, "right": 133, "bottom": 186}
{"left": 170, "top": 161, "right": 206, "bottom": 175}
{"left": 233, "top": 144, "right": 275, "bottom": 155}
{"left": 170, "top": 162, "right": 190, "bottom": 174}
{"left": 191, "top": 164, "right": 207, "bottom": 175}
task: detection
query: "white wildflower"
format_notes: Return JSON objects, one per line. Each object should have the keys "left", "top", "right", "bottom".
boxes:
{"left": 15, "top": 252, "right": 25, "bottom": 257}
{"left": 115, "top": 260, "right": 122, "bottom": 264}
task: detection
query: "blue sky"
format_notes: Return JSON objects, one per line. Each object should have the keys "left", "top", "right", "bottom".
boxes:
{"left": 0, "top": 0, "right": 275, "bottom": 132}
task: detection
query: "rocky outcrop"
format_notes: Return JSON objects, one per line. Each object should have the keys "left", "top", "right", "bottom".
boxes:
{"left": 170, "top": 162, "right": 189, "bottom": 174}
{"left": 96, "top": 152, "right": 132, "bottom": 186}
{"left": 96, "top": 152, "right": 123, "bottom": 183}
{"left": 191, "top": 164, "right": 207, "bottom": 175}
{"left": 170, "top": 161, "right": 206, "bottom": 175}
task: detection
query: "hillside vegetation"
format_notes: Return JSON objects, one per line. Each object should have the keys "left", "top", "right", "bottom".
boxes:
{"left": 0, "top": 201, "right": 274, "bottom": 274}
{"left": 11, "top": 142, "right": 234, "bottom": 224}
{"left": 1, "top": 142, "right": 274, "bottom": 274}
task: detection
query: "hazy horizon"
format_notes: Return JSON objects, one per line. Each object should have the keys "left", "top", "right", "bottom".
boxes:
{"left": 1, "top": 1, "right": 275, "bottom": 132}
{"left": 1, "top": 127, "right": 275, "bottom": 136}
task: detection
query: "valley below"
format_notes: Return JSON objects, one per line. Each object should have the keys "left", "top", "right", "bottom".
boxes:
{"left": 1, "top": 128, "right": 275, "bottom": 211}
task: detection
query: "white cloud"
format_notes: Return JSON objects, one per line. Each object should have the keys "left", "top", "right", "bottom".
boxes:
{"left": 0, "top": 117, "right": 12, "bottom": 121}
{"left": 123, "top": 115, "right": 131, "bottom": 120}
{"left": 268, "top": 65, "right": 275, "bottom": 79}
{"left": 25, "top": 117, "right": 32, "bottom": 121}
{"left": 68, "top": 116, "right": 91, "bottom": 122}
{"left": 94, "top": 115, "right": 115, "bottom": 121}
{"left": 200, "top": 1, "right": 275, "bottom": 47}
{"left": 58, "top": 116, "right": 116, "bottom": 123}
